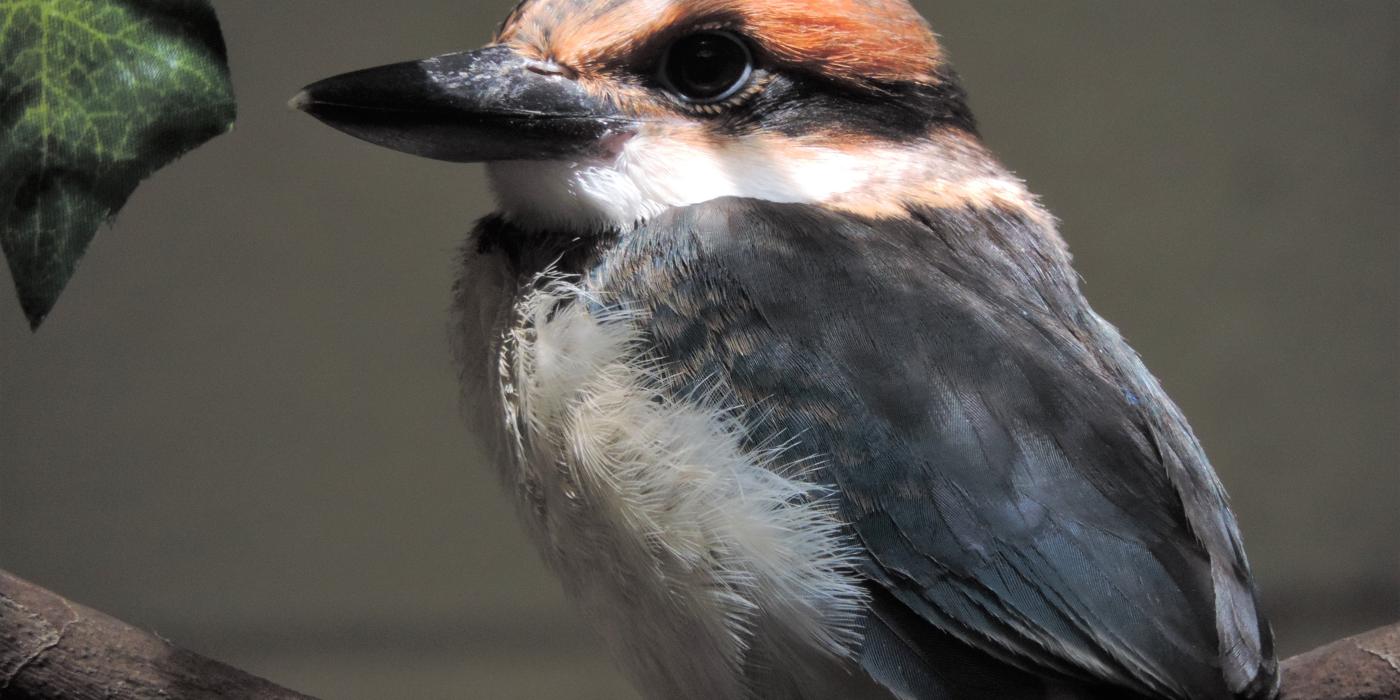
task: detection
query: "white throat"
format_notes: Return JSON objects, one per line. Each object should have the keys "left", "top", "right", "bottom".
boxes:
{"left": 487, "top": 130, "right": 907, "bottom": 231}
{"left": 486, "top": 127, "right": 1036, "bottom": 232}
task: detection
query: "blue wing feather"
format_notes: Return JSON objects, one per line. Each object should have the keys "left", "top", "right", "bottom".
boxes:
{"left": 585, "top": 198, "right": 1275, "bottom": 700}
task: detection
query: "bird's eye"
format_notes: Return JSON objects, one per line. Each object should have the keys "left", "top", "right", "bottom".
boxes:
{"left": 659, "top": 31, "right": 754, "bottom": 105}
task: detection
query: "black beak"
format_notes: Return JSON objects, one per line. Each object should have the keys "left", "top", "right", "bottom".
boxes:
{"left": 292, "top": 46, "right": 634, "bottom": 163}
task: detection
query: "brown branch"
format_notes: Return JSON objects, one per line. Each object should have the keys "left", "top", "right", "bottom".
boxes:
{"left": 1, "top": 567, "right": 1397, "bottom": 699}
{"left": 1281, "top": 623, "right": 1400, "bottom": 700}
{"left": 0, "top": 569, "right": 315, "bottom": 699}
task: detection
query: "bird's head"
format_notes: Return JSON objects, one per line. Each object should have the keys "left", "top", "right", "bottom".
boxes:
{"left": 296, "top": 0, "right": 1038, "bottom": 232}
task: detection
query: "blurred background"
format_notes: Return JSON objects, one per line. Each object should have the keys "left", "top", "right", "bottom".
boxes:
{"left": 1, "top": 1, "right": 1396, "bottom": 698}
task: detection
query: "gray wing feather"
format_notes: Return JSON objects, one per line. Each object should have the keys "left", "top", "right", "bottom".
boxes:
{"left": 594, "top": 198, "right": 1276, "bottom": 700}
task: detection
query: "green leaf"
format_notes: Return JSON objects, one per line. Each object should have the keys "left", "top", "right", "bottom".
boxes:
{"left": 0, "top": 0, "right": 235, "bottom": 329}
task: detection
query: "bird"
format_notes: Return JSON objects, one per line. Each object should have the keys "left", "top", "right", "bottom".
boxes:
{"left": 292, "top": 1, "right": 1279, "bottom": 698}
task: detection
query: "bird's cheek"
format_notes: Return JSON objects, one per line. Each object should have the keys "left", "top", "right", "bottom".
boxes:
{"left": 597, "top": 130, "right": 639, "bottom": 160}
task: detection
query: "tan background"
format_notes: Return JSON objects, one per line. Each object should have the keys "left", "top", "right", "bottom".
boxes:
{"left": 2, "top": 2, "right": 1397, "bottom": 698}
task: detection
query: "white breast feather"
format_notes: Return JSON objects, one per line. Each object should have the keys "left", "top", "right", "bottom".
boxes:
{"left": 462, "top": 269, "right": 865, "bottom": 699}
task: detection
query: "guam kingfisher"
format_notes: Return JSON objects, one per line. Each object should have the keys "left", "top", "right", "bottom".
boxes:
{"left": 294, "top": 1, "right": 1279, "bottom": 698}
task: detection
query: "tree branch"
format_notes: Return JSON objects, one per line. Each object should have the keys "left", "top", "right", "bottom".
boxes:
{"left": 1, "top": 567, "right": 1396, "bottom": 699}
{"left": 1281, "top": 622, "right": 1400, "bottom": 700}
{"left": 0, "top": 569, "right": 315, "bottom": 699}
